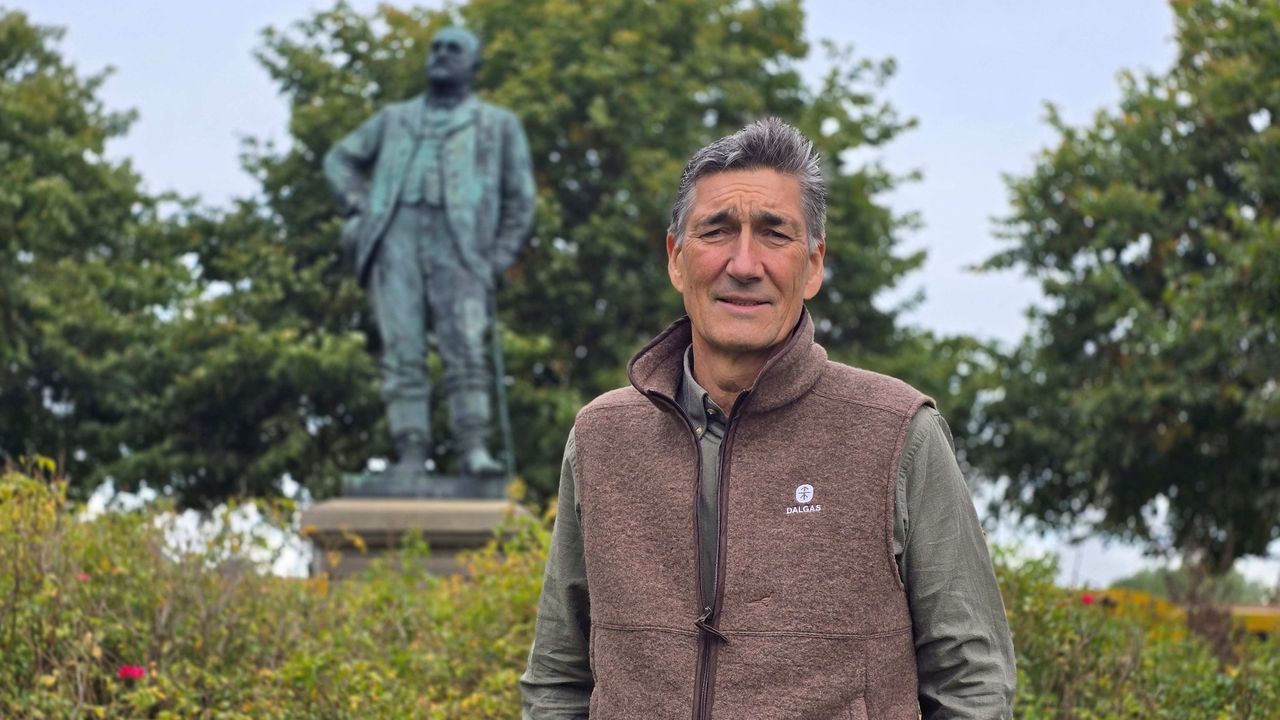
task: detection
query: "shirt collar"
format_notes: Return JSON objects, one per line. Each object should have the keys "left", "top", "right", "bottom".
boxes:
{"left": 678, "top": 345, "right": 726, "bottom": 430}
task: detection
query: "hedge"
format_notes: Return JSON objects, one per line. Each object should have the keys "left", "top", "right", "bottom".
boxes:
{"left": 1, "top": 471, "right": 1276, "bottom": 718}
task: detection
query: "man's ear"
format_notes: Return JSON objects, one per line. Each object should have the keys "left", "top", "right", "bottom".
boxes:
{"left": 666, "top": 232, "right": 685, "bottom": 293}
{"left": 803, "top": 236, "right": 826, "bottom": 300}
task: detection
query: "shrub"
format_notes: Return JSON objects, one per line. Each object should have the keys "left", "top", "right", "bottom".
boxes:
{"left": 0, "top": 470, "right": 544, "bottom": 718}
{"left": 996, "top": 548, "right": 1279, "bottom": 719}
{"left": 1, "top": 470, "right": 1276, "bottom": 718}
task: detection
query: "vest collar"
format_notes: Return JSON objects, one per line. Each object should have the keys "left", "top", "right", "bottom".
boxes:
{"left": 627, "top": 308, "right": 827, "bottom": 415}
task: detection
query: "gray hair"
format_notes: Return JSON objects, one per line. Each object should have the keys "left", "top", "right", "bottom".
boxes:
{"left": 668, "top": 118, "right": 826, "bottom": 251}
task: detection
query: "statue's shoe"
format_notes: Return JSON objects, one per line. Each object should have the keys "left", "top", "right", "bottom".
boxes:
{"left": 460, "top": 447, "right": 505, "bottom": 476}
{"left": 390, "top": 447, "right": 428, "bottom": 479}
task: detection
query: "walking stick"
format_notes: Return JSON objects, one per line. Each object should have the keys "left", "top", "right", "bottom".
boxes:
{"left": 489, "top": 291, "right": 516, "bottom": 481}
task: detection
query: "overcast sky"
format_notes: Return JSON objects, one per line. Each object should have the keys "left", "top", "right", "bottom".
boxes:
{"left": 20, "top": 1, "right": 1278, "bottom": 588}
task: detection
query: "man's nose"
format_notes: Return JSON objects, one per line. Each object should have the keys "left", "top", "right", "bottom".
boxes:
{"left": 724, "top": 230, "right": 763, "bottom": 281}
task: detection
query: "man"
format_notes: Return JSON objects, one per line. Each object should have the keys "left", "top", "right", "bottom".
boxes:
{"left": 520, "top": 119, "right": 1015, "bottom": 718}
{"left": 324, "top": 27, "right": 535, "bottom": 477}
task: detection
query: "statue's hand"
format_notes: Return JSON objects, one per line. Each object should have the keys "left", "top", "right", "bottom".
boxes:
{"left": 491, "top": 253, "right": 515, "bottom": 290}
{"left": 344, "top": 192, "right": 368, "bottom": 218}
{"left": 340, "top": 213, "right": 364, "bottom": 267}
{"left": 493, "top": 249, "right": 516, "bottom": 275}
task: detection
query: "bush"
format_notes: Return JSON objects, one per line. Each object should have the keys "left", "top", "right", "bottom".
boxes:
{"left": 1, "top": 470, "right": 1276, "bottom": 718}
{"left": 996, "top": 548, "right": 1279, "bottom": 719}
{"left": 0, "top": 470, "right": 543, "bottom": 718}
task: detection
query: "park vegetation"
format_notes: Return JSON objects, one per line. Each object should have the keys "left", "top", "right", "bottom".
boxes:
{"left": 0, "top": 469, "right": 1276, "bottom": 718}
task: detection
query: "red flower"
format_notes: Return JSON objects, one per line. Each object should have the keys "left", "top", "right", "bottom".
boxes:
{"left": 1080, "top": 592, "right": 1096, "bottom": 605}
{"left": 117, "top": 665, "right": 146, "bottom": 681}
{"left": 75, "top": 571, "right": 90, "bottom": 582}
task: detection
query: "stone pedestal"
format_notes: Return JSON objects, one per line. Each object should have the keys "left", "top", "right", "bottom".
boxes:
{"left": 300, "top": 497, "right": 528, "bottom": 578}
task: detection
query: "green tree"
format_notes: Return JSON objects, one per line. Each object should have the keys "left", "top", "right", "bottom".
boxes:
{"left": 1110, "top": 565, "right": 1271, "bottom": 605}
{"left": 975, "top": 0, "right": 1280, "bottom": 573}
{"left": 0, "top": 10, "right": 192, "bottom": 493}
{"left": 170, "top": 0, "right": 953, "bottom": 504}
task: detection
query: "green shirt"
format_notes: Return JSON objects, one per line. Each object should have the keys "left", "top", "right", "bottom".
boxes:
{"left": 520, "top": 348, "right": 1016, "bottom": 719}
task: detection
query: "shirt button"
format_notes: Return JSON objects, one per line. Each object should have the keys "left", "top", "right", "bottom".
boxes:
{"left": 695, "top": 426, "right": 705, "bottom": 437}
{"left": 707, "top": 407, "right": 718, "bottom": 416}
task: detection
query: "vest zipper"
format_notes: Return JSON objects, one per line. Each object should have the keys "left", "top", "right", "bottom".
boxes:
{"left": 684, "top": 403, "right": 715, "bottom": 720}
{"left": 696, "top": 390, "right": 748, "bottom": 720}
{"left": 646, "top": 392, "right": 715, "bottom": 720}
{"left": 648, "top": 387, "right": 748, "bottom": 720}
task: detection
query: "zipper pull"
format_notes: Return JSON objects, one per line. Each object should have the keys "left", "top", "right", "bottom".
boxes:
{"left": 694, "top": 606, "right": 729, "bottom": 643}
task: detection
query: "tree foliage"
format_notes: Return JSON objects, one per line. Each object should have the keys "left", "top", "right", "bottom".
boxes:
{"left": 0, "top": 10, "right": 192, "bottom": 491}
{"left": 975, "top": 0, "right": 1280, "bottom": 572}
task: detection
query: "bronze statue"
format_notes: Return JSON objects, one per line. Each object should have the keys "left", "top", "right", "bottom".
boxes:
{"left": 324, "top": 27, "right": 536, "bottom": 493}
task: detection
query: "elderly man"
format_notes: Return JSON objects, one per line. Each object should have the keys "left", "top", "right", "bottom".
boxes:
{"left": 324, "top": 27, "right": 535, "bottom": 478}
{"left": 520, "top": 119, "right": 1015, "bottom": 718}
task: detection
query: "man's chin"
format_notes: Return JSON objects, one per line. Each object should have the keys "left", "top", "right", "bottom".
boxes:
{"left": 703, "top": 333, "right": 780, "bottom": 359}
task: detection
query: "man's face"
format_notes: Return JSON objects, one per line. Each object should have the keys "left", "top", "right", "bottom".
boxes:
{"left": 426, "top": 29, "right": 479, "bottom": 86}
{"left": 667, "top": 168, "right": 825, "bottom": 367}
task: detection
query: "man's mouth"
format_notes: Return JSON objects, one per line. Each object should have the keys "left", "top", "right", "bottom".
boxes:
{"left": 718, "top": 297, "right": 769, "bottom": 307}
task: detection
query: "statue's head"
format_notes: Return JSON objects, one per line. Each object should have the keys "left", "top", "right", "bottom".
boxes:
{"left": 426, "top": 27, "right": 481, "bottom": 90}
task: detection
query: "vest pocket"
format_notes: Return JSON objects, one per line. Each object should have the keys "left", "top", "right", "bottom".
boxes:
{"left": 710, "top": 633, "right": 870, "bottom": 719}
{"left": 589, "top": 623, "right": 700, "bottom": 719}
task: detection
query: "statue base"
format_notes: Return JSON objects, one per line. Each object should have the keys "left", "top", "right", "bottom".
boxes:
{"left": 341, "top": 470, "right": 509, "bottom": 499}
{"left": 300, "top": 496, "right": 527, "bottom": 578}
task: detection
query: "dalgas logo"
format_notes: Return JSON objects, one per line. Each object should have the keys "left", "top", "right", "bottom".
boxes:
{"left": 786, "top": 483, "right": 821, "bottom": 515}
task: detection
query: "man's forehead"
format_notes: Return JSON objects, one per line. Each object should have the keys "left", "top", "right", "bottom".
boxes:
{"left": 432, "top": 27, "right": 479, "bottom": 51}
{"left": 690, "top": 169, "right": 803, "bottom": 222}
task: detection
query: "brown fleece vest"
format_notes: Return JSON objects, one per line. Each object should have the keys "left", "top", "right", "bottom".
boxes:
{"left": 574, "top": 313, "right": 932, "bottom": 720}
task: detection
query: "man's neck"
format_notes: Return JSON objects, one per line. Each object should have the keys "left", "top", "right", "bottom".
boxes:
{"left": 689, "top": 342, "right": 771, "bottom": 414}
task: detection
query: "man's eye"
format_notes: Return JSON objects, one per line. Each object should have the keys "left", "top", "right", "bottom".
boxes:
{"left": 702, "top": 227, "right": 729, "bottom": 238}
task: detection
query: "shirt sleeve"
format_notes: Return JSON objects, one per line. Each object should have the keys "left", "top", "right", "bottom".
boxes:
{"left": 519, "top": 430, "right": 594, "bottom": 719}
{"left": 893, "top": 408, "right": 1017, "bottom": 720}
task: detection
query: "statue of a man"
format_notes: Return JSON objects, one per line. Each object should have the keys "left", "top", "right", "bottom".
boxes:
{"left": 324, "top": 27, "right": 536, "bottom": 480}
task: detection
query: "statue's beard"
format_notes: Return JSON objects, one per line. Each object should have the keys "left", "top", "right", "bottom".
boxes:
{"left": 428, "top": 74, "right": 472, "bottom": 98}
